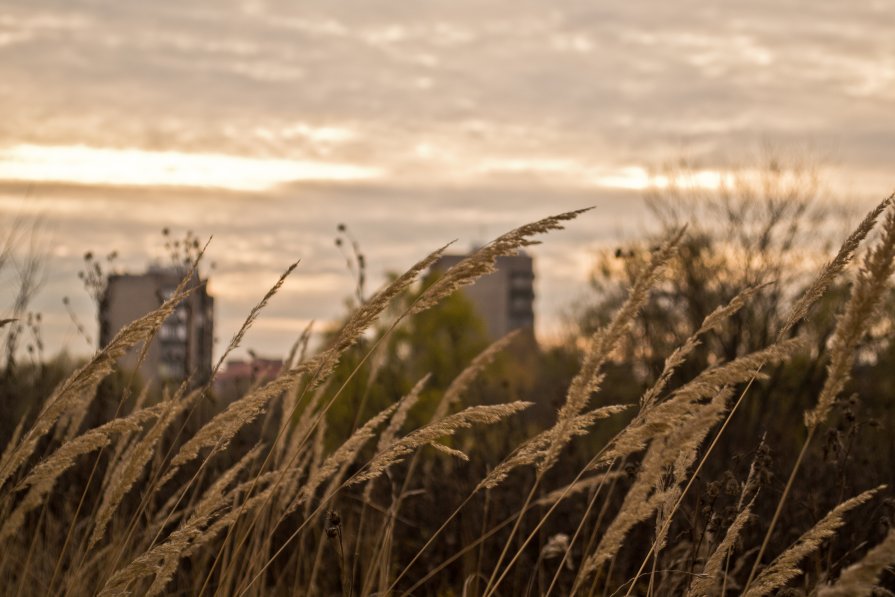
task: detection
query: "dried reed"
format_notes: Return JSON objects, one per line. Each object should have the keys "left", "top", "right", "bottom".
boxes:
{"left": 744, "top": 486, "right": 884, "bottom": 597}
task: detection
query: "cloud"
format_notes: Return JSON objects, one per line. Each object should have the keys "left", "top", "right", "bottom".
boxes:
{"left": 2, "top": 0, "right": 894, "bottom": 359}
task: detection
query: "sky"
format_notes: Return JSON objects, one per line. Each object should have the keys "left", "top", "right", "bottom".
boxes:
{"left": 1, "top": 0, "right": 893, "bottom": 359}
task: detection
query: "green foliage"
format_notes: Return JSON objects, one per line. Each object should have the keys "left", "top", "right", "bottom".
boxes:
{"left": 0, "top": 352, "right": 80, "bottom": 444}
{"left": 322, "top": 273, "right": 491, "bottom": 448}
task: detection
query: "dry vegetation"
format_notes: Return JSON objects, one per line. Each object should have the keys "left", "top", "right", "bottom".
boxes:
{"left": 2, "top": 186, "right": 895, "bottom": 596}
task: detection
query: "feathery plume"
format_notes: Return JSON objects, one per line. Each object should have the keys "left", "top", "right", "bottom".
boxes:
{"left": 657, "top": 387, "right": 732, "bottom": 542}
{"left": 575, "top": 388, "right": 733, "bottom": 591}
{"left": 104, "top": 385, "right": 155, "bottom": 472}
{"left": 186, "top": 473, "right": 281, "bottom": 557}
{"left": 805, "top": 207, "right": 895, "bottom": 429}
{"left": 351, "top": 401, "right": 533, "bottom": 486}
{"left": 214, "top": 262, "right": 299, "bottom": 375}
{"left": 537, "top": 230, "right": 684, "bottom": 486}
{"left": 162, "top": 246, "right": 450, "bottom": 485}
{"left": 149, "top": 441, "right": 265, "bottom": 535}
{"left": 192, "top": 444, "right": 266, "bottom": 519}
{"left": 817, "top": 528, "right": 895, "bottom": 596}
{"left": 630, "top": 393, "right": 729, "bottom": 556}
{"left": 574, "top": 457, "right": 671, "bottom": 589}
{"left": 0, "top": 282, "right": 194, "bottom": 490}
{"left": 90, "top": 392, "right": 196, "bottom": 548}
{"left": 641, "top": 284, "right": 765, "bottom": 410}
{"left": 148, "top": 471, "right": 284, "bottom": 597}
{"left": 157, "top": 262, "right": 301, "bottom": 485}
{"left": 409, "top": 210, "right": 590, "bottom": 316}
{"left": 781, "top": 194, "right": 893, "bottom": 336}
{"left": 744, "top": 486, "right": 884, "bottom": 597}
{"left": 361, "top": 375, "right": 430, "bottom": 500}
{"left": 377, "top": 374, "right": 431, "bottom": 454}
{"left": 102, "top": 465, "right": 280, "bottom": 597}
{"left": 285, "top": 401, "right": 399, "bottom": 514}
{"left": 160, "top": 385, "right": 271, "bottom": 487}
{"left": 306, "top": 243, "right": 451, "bottom": 386}
{"left": 559, "top": 228, "right": 683, "bottom": 423}
{"left": 476, "top": 230, "right": 681, "bottom": 491}
{"left": 98, "top": 517, "right": 213, "bottom": 597}
{"left": 0, "top": 402, "right": 168, "bottom": 542}
{"left": 687, "top": 496, "right": 757, "bottom": 597}
{"left": 478, "top": 404, "right": 631, "bottom": 491}
{"left": 673, "top": 386, "right": 732, "bottom": 483}
{"left": 597, "top": 336, "right": 805, "bottom": 467}
{"left": 429, "top": 442, "right": 469, "bottom": 461}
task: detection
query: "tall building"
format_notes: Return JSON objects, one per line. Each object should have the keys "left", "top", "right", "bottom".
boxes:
{"left": 431, "top": 252, "right": 535, "bottom": 340}
{"left": 99, "top": 266, "right": 214, "bottom": 389}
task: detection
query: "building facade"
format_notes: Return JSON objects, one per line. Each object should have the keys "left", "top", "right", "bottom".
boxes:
{"left": 431, "top": 252, "right": 535, "bottom": 340}
{"left": 213, "top": 357, "right": 283, "bottom": 401}
{"left": 99, "top": 267, "right": 214, "bottom": 389}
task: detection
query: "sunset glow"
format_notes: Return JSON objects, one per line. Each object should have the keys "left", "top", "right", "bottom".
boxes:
{"left": 0, "top": 144, "right": 382, "bottom": 191}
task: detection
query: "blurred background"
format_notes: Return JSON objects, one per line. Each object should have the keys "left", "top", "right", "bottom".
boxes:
{"left": 1, "top": 0, "right": 893, "bottom": 359}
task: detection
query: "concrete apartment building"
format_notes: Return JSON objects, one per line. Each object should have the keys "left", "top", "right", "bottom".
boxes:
{"left": 99, "top": 267, "right": 214, "bottom": 389}
{"left": 431, "top": 252, "right": 535, "bottom": 340}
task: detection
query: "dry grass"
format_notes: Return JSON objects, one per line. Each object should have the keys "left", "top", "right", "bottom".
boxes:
{"left": 1, "top": 199, "right": 895, "bottom": 596}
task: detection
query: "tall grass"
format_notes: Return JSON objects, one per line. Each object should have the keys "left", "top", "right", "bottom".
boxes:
{"left": 1, "top": 199, "right": 895, "bottom": 596}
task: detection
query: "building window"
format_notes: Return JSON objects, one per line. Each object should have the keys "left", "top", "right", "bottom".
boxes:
{"left": 510, "top": 296, "right": 531, "bottom": 312}
{"left": 510, "top": 272, "right": 532, "bottom": 290}
{"left": 159, "top": 361, "right": 185, "bottom": 380}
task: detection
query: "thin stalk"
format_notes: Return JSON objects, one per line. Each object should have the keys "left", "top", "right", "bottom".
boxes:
{"left": 647, "top": 541, "right": 660, "bottom": 596}
{"left": 48, "top": 455, "right": 98, "bottom": 593}
{"left": 600, "top": 556, "right": 617, "bottom": 597}
{"left": 474, "top": 488, "right": 491, "bottom": 597}
{"left": 399, "top": 502, "right": 538, "bottom": 595}
{"left": 544, "top": 465, "right": 617, "bottom": 597}
{"left": 387, "top": 490, "right": 477, "bottom": 594}
{"left": 487, "top": 460, "right": 629, "bottom": 597}
{"left": 238, "top": 442, "right": 474, "bottom": 597}
{"left": 742, "top": 427, "right": 814, "bottom": 594}
{"left": 351, "top": 500, "right": 368, "bottom": 595}
{"left": 306, "top": 520, "right": 329, "bottom": 594}
{"left": 609, "top": 569, "right": 707, "bottom": 597}
{"left": 482, "top": 475, "right": 542, "bottom": 597}
{"left": 15, "top": 496, "right": 48, "bottom": 597}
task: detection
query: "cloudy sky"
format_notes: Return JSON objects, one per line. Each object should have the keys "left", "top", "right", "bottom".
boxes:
{"left": 1, "top": 0, "right": 893, "bottom": 358}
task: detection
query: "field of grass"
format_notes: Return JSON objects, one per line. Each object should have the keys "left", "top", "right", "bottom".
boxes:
{"left": 1, "top": 195, "right": 895, "bottom": 596}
